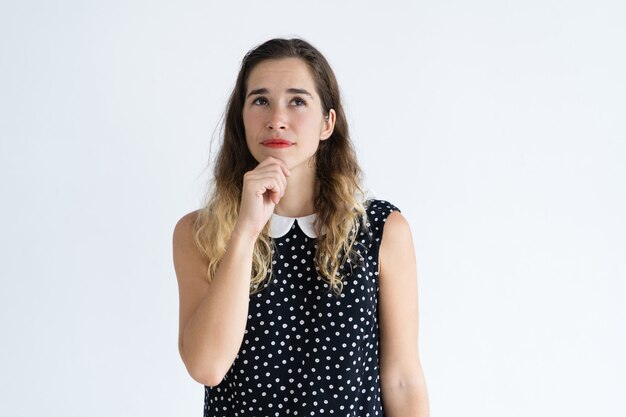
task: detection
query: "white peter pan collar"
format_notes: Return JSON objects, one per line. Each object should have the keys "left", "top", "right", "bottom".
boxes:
{"left": 267, "top": 188, "right": 377, "bottom": 239}
{"left": 269, "top": 212, "right": 320, "bottom": 238}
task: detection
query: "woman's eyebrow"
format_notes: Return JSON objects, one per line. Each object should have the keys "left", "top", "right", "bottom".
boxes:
{"left": 247, "top": 88, "right": 314, "bottom": 99}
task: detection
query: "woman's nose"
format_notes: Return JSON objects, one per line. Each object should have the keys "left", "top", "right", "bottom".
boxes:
{"left": 266, "top": 107, "right": 287, "bottom": 130}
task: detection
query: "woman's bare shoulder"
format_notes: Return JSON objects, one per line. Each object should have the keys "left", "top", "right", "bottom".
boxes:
{"left": 172, "top": 209, "right": 205, "bottom": 258}
{"left": 176, "top": 209, "right": 202, "bottom": 228}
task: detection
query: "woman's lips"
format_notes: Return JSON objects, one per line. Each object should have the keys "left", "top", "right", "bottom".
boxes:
{"left": 262, "top": 140, "right": 294, "bottom": 148}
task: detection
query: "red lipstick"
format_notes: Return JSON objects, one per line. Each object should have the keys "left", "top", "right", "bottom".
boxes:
{"left": 262, "top": 139, "right": 294, "bottom": 148}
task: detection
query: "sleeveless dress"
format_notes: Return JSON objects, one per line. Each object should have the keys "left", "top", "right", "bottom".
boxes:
{"left": 203, "top": 199, "right": 401, "bottom": 417}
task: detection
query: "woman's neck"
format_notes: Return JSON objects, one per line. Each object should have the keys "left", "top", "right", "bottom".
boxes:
{"left": 273, "top": 161, "right": 316, "bottom": 217}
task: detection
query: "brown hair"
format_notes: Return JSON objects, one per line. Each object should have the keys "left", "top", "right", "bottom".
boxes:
{"left": 194, "top": 38, "right": 369, "bottom": 296}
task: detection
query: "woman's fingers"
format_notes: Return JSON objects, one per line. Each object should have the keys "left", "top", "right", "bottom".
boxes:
{"left": 243, "top": 157, "right": 291, "bottom": 207}
{"left": 256, "top": 156, "right": 291, "bottom": 178}
{"left": 235, "top": 157, "right": 291, "bottom": 237}
{"left": 254, "top": 177, "right": 282, "bottom": 198}
{"left": 249, "top": 165, "right": 288, "bottom": 197}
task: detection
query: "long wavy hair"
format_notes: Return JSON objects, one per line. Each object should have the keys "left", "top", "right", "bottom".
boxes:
{"left": 193, "top": 37, "right": 369, "bottom": 296}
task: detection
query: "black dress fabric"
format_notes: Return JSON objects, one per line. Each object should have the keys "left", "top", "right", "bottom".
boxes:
{"left": 203, "top": 199, "right": 401, "bottom": 416}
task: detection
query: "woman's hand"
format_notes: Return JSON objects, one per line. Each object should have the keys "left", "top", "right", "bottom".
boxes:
{"left": 233, "top": 156, "right": 291, "bottom": 239}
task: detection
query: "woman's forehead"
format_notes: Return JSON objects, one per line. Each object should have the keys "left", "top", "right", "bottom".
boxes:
{"left": 246, "top": 58, "right": 317, "bottom": 93}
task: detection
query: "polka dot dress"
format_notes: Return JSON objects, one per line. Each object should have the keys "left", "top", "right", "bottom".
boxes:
{"left": 203, "top": 199, "right": 401, "bottom": 416}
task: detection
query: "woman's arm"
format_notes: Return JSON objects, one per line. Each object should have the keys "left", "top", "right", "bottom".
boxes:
{"left": 174, "top": 157, "right": 290, "bottom": 387}
{"left": 378, "top": 211, "right": 430, "bottom": 417}
{"left": 173, "top": 211, "right": 257, "bottom": 387}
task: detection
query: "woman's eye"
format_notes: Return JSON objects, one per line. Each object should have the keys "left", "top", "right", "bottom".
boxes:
{"left": 251, "top": 97, "right": 306, "bottom": 106}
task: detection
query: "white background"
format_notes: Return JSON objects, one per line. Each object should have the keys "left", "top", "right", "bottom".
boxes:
{"left": 1, "top": 1, "right": 625, "bottom": 416}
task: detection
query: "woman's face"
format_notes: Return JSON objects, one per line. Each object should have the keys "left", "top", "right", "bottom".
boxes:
{"left": 242, "top": 57, "right": 336, "bottom": 171}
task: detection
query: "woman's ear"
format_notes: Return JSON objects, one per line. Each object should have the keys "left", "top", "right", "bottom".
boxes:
{"left": 320, "top": 108, "right": 336, "bottom": 141}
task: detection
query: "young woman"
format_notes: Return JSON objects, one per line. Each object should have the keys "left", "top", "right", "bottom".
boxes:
{"left": 173, "top": 38, "right": 430, "bottom": 416}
